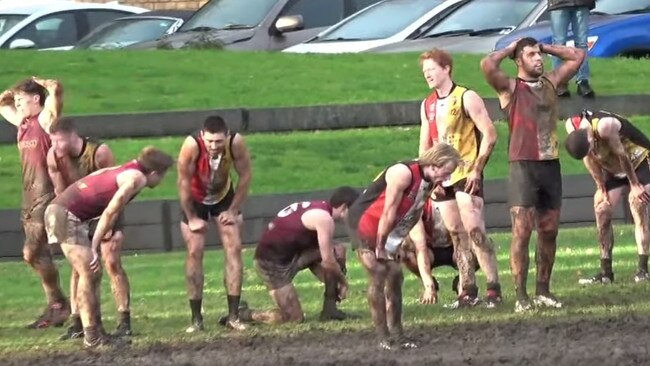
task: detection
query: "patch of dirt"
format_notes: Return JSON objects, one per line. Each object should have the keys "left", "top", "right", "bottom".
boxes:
{"left": 3, "top": 315, "right": 650, "bottom": 366}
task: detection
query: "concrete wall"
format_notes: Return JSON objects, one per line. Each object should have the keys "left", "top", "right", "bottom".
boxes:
{"left": 2, "top": 95, "right": 650, "bottom": 143}
{"left": 78, "top": 0, "right": 206, "bottom": 11}
{"left": 0, "top": 175, "right": 629, "bottom": 258}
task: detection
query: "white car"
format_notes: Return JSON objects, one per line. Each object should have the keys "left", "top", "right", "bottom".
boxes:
{"left": 0, "top": 0, "right": 147, "bottom": 50}
{"left": 283, "top": 0, "right": 466, "bottom": 54}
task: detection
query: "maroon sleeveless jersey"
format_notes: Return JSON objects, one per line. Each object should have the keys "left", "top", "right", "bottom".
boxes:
{"left": 52, "top": 160, "right": 142, "bottom": 221}
{"left": 502, "top": 77, "right": 559, "bottom": 161}
{"left": 17, "top": 115, "right": 53, "bottom": 202}
{"left": 348, "top": 160, "right": 433, "bottom": 249}
{"left": 190, "top": 131, "right": 234, "bottom": 204}
{"left": 256, "top": 200, "right": 332, "bottom": 263}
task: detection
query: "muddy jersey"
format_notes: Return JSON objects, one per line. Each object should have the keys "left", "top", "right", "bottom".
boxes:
{"left": 17, "top": 114, "right": 53, "bottom": 204}
{"left": 424, "top": 84, "right": 479, "bottom": 185}
{"left": 569, "top": 110, "right": 650, "bottom": 177}
{"left": 54, "top": 137, "right": 103, "bottom": 186}
{"left": 256, "top": 200, "right": 332, "bottom": 263}
{"left": 503, "top": 77, "right": 559, "bottom": 161}
{"left": 348, "top": 161, "right": 433, "bottom": 249}
{"left": 190, "top": 131, "right": 235, "bottom": 205}
{"left": 52, "top": 160, "right": 142, "bottom": 221}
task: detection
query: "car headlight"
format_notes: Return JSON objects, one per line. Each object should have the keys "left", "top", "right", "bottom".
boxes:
{"left": 565, "top": 35, "right": 598, "bottom": 51}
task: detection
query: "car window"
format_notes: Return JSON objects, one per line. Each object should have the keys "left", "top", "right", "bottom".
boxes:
{"left": 317, "top": 0, "right": 445, "bottom": 41}
{"left": 423, "top": 0, "right": 538, "bottom": 36}
{"left": 76, "top": 18, "right": 177, "bottom": 49}
{"left": 180, "top": 0, "right": 278, "bottom": 31}
{"left": 593, "top": 0, "right": 650, "bottom": 14}
{"left": 281, "top": 0, "right": 345, "bottom": 29}
{"left": 8, "top": 12, "right": 77, "bottom": 48}
{"left": 0, "top": 14, "right": 27, "bottom": 37}
{"left": 85, "top": 10, "right": 132, "bottom": 31}
{"left": 351, "top": 0, "right": 382, "bottom": 12}
{"left": 535, "top": 10, "right": 550, "bottom": 23}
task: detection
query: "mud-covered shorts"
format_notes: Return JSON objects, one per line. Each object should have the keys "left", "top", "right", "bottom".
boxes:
{"left": 254, "top": 247, "right": 322, "bottom": 290}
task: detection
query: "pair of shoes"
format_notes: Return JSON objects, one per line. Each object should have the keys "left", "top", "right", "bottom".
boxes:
{"left": 578, "top": 272, "right": 614, "bottom": 285}
{"left": 514, "top": 293, "right": 563, "bottom": 312}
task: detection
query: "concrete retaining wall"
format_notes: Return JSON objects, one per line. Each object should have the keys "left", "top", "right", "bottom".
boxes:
{"left": 0, "top": 175, "right": 628, "bottom": 258}
{"left": 2, "top": 95, "right": 649, "bottom": 143}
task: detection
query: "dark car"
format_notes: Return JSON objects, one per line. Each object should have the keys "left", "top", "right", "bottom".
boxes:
{"left": 366, "top": 0, "right": 545, "bottom": 54}
{"left": 74, "top": 10, "right": 194, "bottom": 50}
{"left": 126, "top": 0, "right": 383, "bottom": 51}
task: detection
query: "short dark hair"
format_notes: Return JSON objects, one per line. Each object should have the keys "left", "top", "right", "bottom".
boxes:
{"left": 49, "top": 117, "right": 76, "bottom": 134}
{"left": 512, "top": 37, "right": 539, "bottom": 60}
{"left": 329, "top": 186, "right": 359, "bottom": 208}
{"left": 13, "top": 79, "right": 46, "bottom": 106}
{"left": 565, "top": 129, "right": 591, "bottom": 160}
{"left": 203, "top": 115, "right": 228, "bottom": 134}
{"left": 137, "top": 146, "right": 175, "bottom": 174}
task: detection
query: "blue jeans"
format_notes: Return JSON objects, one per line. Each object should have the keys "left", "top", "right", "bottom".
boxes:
{"left": 550, "top": 7, "right": 590, "bottom": 83}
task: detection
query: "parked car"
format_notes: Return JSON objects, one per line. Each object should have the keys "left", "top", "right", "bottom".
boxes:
{"left": 366, "top": 0, "right": 544, "bottom": 54}
{"left": 127, "top": 0, "right": 383, "bottom": 51}
{"left": 282, "top": 0, "right": 466, "bottom": 54}
{"left": 494, "top": 0, "right": 650, "bottom": 58}
{"left": 0, "top": 0, "right": 147, "bottom": 50}
{"left": 74, "top": 10, "right": 193, "bottom": 50}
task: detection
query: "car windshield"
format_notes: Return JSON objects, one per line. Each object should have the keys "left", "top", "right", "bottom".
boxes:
{"left": 422, "top": 0, "right": 538, "bottom": 38}
{"left": 316, "top": 0, "right": 445, "bottom": 41}
{"left": 179, "top": 0, "right": 278, "bottom": 31}
{"left": 76, "top": 18, "right": 177, "bottom": 49}
{"left": 0, "top": 14, "right": 27, "bottom": 37}
{"left": 593, "top": 0, "right": 650, "bottom": 14}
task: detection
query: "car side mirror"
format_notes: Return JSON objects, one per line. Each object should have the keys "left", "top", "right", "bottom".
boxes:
{"left": 9, "top": 38, "right": 36, "bottom": 49}
{"left": 275, "top": 15, "right": 304, "bottom": 33}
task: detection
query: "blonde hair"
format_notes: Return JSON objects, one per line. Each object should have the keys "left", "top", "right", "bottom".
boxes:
{"left": 137, "top": 146, "right": 175, "bottom": 174}
{"left": 418, "top": 143, "right": 461, "bottom": 169}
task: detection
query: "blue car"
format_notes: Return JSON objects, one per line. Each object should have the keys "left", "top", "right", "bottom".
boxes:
{"left": 494, "top": 0, "right": 650, "bottom": 57}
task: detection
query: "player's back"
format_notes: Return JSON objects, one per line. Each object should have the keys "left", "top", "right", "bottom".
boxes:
{"left": 53, "top": 160, "right": 141, "bottom": 221}
{"left": 256, "top": 200, "right": 332, "bottom": 262}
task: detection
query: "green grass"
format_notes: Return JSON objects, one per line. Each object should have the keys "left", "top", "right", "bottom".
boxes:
{"left": 2, "top": 117, "right": 650, "bottom": 209}
{"left": 0, "top": 225, "right": 648, "bottom": 357}
{"left": 1, "top": 51, "right": 649, "bottom": 115}
{"left": 0, "top": 117, "right": 650, "bottom": 208}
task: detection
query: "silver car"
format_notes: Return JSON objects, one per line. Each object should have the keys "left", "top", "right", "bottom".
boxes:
{"left": 366, "top": 0, "right": 546, "bottom": 54}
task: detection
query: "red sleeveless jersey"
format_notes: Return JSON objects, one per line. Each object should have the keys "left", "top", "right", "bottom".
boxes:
{"left": 190, "top": 131, "right": 234, "bottom": 204}
{"left": 53, "top": 160, "right": 142, "bottom": 221}
{"left": 256, "top": 200, "right": 332, "bottom": 262}
{"left": 348, "top": 161, "right": 433, "bottom": 249}
{"left": 17, "top": 114, "right": 53, "bottom": 200}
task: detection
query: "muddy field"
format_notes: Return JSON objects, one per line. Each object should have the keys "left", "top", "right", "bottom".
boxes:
{"left": 4, "top": 315, "right": 649, "bottom": 366}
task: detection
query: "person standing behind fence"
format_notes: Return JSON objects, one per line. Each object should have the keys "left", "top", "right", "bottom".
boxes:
{"left": 177, "top": 116, "right": 253, "bottom": 333}
{"left": 548, "top": 0, "right": 596, "bottom": 98}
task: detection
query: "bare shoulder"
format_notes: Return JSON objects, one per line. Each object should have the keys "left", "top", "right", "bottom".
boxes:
{"left": 301, "top": 207, "right": 334, "bottom": 230}
{"left": 385, "top": 163, "right": 413, "bottom": 186}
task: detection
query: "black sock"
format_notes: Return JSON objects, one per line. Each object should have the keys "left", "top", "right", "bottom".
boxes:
{"left": 601, "top": 258, "right": 613, "bottom": 276}
{"left": 71, "top": 314, "right": 82, "bottom": 330}
{"left": 536, "top": 281, "right": 549, "bottom": 296}
{"left": 119, "top": 311, "right": 130, "bottom": 325}
{"left": 189, "top": 299, "right": 202, "bottom": 322}
{"left": 639, "top": 255, "right": 649, "bottom": 273}
{"left": 227, "top": 295, "right": 240, "bottom": 319}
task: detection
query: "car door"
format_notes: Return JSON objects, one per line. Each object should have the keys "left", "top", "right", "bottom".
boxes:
{"left": 78, "top": 10, "right": 135, "bottom": 41}
{"left": 2, "top": 11, "right": 80, "bottom": 49}
{"left": 267, "top": 0, "right": 346, "bottom": 50}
